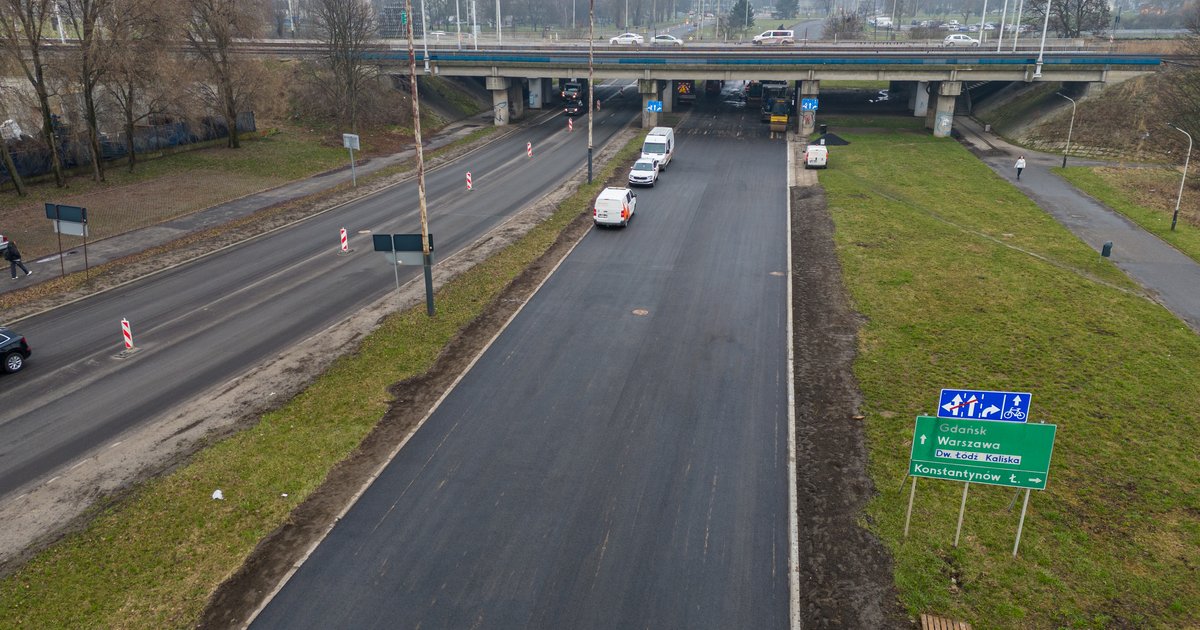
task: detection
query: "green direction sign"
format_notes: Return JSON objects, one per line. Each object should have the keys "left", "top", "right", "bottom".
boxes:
{"left": 909, "top": 416, "right": 1057, "bottom": 490}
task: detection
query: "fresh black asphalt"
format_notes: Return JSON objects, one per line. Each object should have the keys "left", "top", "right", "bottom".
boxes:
{"left": 251, "top": 94, "right": 791, "bottom": 629}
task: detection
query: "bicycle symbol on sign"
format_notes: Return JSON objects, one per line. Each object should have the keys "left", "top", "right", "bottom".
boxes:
{"left": 1004, "top": 408, "right": 1026, "bottom": 420}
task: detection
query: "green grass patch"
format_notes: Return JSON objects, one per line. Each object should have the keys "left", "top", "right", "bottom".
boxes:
{"left": 1057, "top": 165, "right": 1200, "bottom": 265}
{"left": 822, "top": 130, "right": 1200, "bottom": 628}
{"left": 0, "top": 130, "right": 647, "bottom": 629}
{"left": 817, "top": 114, "right": 924, "bottom": 130}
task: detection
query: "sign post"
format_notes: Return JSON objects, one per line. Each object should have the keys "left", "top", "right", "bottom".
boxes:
{"left": 343, "top": 133, "right": 360, "bottom": 187}
{"left": 45, "top": 203, "right": 90, "bottom": 278}
{"left": 373, "top": 233, "right": 435, "bottom": 314}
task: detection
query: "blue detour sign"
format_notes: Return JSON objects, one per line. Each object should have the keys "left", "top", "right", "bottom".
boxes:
{"left": 647, "top": 100, "right": 663, "bottom": 112}
{"left": 800, "top": 98, "right": 818, "bottom": 111}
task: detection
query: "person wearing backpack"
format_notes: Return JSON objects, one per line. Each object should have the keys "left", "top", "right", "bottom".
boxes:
{"left": 4, "top": 238, "right": 32, "bottom": 279}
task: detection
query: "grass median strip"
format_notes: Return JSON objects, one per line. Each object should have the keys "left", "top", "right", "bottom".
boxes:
{"left": 0, "top": 131, "right": 645, "bottom": 629}
{"left": 822, "top": 130, "right": 1199, "bottom": 627}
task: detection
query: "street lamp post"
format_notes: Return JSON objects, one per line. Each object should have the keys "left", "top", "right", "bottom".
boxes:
{"left": 421, "top": 0, "right": 431, "bottom": 72}
{"left": 496, "top": 0, "right": 502, "bottom": 45}
{"left": 1168, "top": 123, "right": 1193, "bottom": 232}
{"left": 455, "top": 0, "right": 462, "bottom": 49}
{"left": 996, "top": 0, "right": 1009, "bottom": 51}
{"left": 588, "top": 0, "right": 594, "bottom": 183}
{"left": 1056, "top": 92, "right": 1076, "bottom": 168}
{"left": 977, "top": 0, "right": 989, "bottom": 45}
{"left": 1034, "top": 0, "right": 1052, "bottom": 78}
{"left": 1011, "top": 0, "right": 1025, "bottom": 51}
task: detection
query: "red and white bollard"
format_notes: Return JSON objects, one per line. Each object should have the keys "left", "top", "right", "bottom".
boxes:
{"left": 466, "top": 171, "right": 473, "bottom": 190}
{"left": 121, "top": 318, "right": 133, "bottom": 350}
{"left": 526, "top": 141, "right": 532, "bottom": 158}
{"left": 339, "top": 227, "right": 349, "bottom": 253}
{"left": 568, "top": 118, "right": 574, "bottom": 132}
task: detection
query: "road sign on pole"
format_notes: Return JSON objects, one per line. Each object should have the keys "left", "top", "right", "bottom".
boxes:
{"left": 647, "top": 100, "right": 663, "bottom": 112}
{"left": 937, "top": 388, "right": 1032, "bottom": 422}
{"left": 800, "top": 98, "right": 819, "bottom": 111}
{"left": 909, "top": 416, "right": 1057, "bottom": 490}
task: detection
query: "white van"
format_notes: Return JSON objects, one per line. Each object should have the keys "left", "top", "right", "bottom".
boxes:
{"left": 752, "top": 29, "right": 795, "bottom": 45}
{"left": 641, "top": 126, "right": 674, "bottom": 170}
{"left": 593, "top": 187, "right": 637, "bottom": 227}
{"left": 803, "top": 144, "right": 828, "bottom": 169}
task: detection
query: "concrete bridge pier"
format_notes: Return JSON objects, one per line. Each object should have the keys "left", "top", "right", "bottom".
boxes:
{"left": 528, "top": 78, "right": 551, "bottom": 109}
{"left": 640, "top": 79, "right": 659, "bottom": 128}
{"left": 925, "top": 81, "right": 960, "bottom": 137}
{"left": 509, "top": 80, "right": 526, "bottom": 120}
{"left": 912, "top": 81, "right": 930, "bottom": 118}
{"left": 797, "top": 79, "right": 819, "bottom": 136}
{"left": 662, "top": 80, "right": 674, "bottom": 113}
{"left": 487, "top": 77, "right": 511, "bottom": 125}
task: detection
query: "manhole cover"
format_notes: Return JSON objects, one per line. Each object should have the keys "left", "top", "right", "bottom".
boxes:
{"left": 632, "top": 309, "right": 649, "bottom": 316}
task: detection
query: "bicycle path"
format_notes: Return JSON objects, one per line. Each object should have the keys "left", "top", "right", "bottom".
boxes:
{"left": 957, "top": 115, "right": 1200, "bottom": 333}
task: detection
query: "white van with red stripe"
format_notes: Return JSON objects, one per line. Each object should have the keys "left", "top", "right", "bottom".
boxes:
{"left": 593, "top": 187, "right": 637, "bottom": 227}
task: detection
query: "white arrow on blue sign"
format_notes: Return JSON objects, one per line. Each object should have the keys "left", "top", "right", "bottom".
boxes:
{"left": 937, "top": 388, "right": 1032, "bottom": 422}
{"left": 647, "top": 100, "right": 663, "bottom": 112}
{"left": 800, "top": 98, "right": 819, "bottom": 111}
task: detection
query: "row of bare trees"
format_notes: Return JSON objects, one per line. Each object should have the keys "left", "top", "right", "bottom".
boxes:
{"left": 0, "top": 0, "right": 271, "bottom": 196}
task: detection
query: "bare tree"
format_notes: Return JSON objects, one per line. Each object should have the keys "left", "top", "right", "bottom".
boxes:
{"left": 60, "top": 0, "right": 115, "bottom": 182}
{"left": 0, "top": 0, "right": 67, "bottom": 187}
{"left": 182, "top": 0, "right": 268, "bottom": 148}
{"left": 1024, "top": 0, "right": 1110, "bottom": 37}
{"left": 307, "top": 0, "right": 377, "bottom": 133}
{"left": 104, "top": 0, "right": 178, "bottom": 172}
{"left": 1160, "top": 3, "right": 1200, "bottom": 148}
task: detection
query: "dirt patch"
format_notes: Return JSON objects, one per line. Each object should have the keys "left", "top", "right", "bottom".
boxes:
{"left": 790, "top": 184, "right": 910, "bottom": 629}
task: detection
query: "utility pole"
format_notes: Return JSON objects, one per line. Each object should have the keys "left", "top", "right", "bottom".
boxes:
{"left": 497, "top": 0, "right": 502, "bottom": 44}
{"left": 405, "top": 0, "right": 435, "bottom": 316}
{"left": 455, "top": 0, "right": 462, "bottom": 49}
{"left": 588, "top": 0, "right": 594, "bottom": 183}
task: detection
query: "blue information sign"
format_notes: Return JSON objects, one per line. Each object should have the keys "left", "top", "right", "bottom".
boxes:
{"left": 937, "top": 388, "right": 1032, "bottom": 422}
{"left": 647, "top": 100, "right": 663, "bottom": 112}
{"left": 800, "top": 98, "right": 819, "bottom": 111}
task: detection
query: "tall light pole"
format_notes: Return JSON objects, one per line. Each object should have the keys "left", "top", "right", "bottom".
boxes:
{"left": 405, "top": 0, "right": 434, "bottom": 316}
{"left": 588, "top": 0, "right": 594, "bottom": 183}
{"left": 977, "top": 0, "right": 989, "bottom": 45}
{"left": 1011, "top": 0, "right": 1025, "bottom": 50}
{"left": 455, "top": 0, "right": 462, "bottom": 49}
{"left": 1168, "top": 123, "right": 1193, "bottom": 232}
{"left": 1056, "top": 92, "right": 1076, "bottom": 168}
{"left": 1034, "top": 0, "right": 1053, "bottom": 78}
{"left": 573, "top": 0, "right": 576, "bottom": 29}
{"left": 496, "top": 0, "right": 502, "bottom": 45}
{"left": 996, "top": 0, "right": 1009, "bottom": 51}
{"left": 472, "top": 0, "right": 479, "bottom": 49}
{"left": 421, "top": 0, "right": 431, "bottom": 72}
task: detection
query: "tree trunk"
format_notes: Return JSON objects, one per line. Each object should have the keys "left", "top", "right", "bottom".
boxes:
{"left": 84, "top": 85, "right": 105, "bottom": 182}
{"left": 124, "top": 95, "right": 137, "bottom": 173}
{"left": 34, "top": 67, "right": 65, "bottom": 187}
{"left": 1, "top": 141, "right": 26, "bottom": 196}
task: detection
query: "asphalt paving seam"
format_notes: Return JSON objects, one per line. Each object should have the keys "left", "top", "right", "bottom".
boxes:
{"left": 785, "top": 131, "right": 802, "bottom": 630}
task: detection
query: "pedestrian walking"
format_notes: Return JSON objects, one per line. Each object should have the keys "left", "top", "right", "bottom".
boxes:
{"left": 1015, "top": 155, "right": 1026, "bottom": 180}
{"left": 4, "top": 238, "right": 31, "bottom": 279}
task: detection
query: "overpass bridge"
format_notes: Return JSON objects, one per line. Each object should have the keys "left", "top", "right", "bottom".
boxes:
{"left": 364, "top": 46, "right": 1161, "bottom": 136}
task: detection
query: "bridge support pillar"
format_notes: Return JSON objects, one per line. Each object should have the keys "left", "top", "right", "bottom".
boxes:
{"left": 486, "top": 77, "right": 511, "bottom": 126}
{"left": 662, "top": 80, "right": 674, "bottom": 113}
{"left": 797, "top": 80, "right": 819, "bottom": 136}
{"left": 930, "top": 81, "right": 961, "bottom": 138}
{"left": 509, "top": 81, "right": 526, "bottom": 120}
{"left": 639, "top": 79, "right": 659, "bottom": 128}
{"left": 912, "top": 81, "right": 929, "bottom": 118}
{"left": 528, "top": 78, "right": 548, "bottom": 109}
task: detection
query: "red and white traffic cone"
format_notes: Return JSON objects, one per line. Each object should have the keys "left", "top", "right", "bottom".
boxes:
{"left": 121, "top": 318, "right": 133, "bottom": 350}
{"left": 466, "top": 171, "right": 473, "bottom": 190}
{"left": 339, "top": 227, "right": 349, "bottom": 253}
{"left": 568, "top": 118, "right": 574, "bottom": 132}
{"left": 527, "top": 141, "right": 532, "bottom": 158}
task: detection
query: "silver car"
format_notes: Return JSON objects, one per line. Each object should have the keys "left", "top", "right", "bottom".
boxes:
{"left": 628, "top": 159, "right": 659, "bottom": 187}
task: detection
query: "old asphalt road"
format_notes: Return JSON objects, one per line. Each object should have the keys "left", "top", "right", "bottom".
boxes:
{"left": 958, "top": 116, "right": 1200, "bottom": 333}
{"left": 0, "top": 85, "right": 636, "bottom": 502}
{"left": 249, "top": 96, "right": 793, "bottom": 628}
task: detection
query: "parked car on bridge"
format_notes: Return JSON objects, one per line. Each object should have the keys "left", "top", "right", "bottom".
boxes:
{"left": 942, "top": 33, "right": 980, "bottom": 47}
{"left": 650, "top": 34, "right": 684, "bottom": 46}
{"left": 609, "top": 32, "right": 644, "bottom": 45}
{"left": 752, "top": 29, "right": 795, "bottom": 45}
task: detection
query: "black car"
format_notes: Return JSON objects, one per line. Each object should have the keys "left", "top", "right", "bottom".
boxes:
{"left": 0, "top": 327, "right": 30, "bottom": 373}
{"left": 564, "top": 99, "right": 587, "bottom": 117}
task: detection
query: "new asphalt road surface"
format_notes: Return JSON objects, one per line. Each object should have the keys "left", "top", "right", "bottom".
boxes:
{"left": 250, "top": 95, "right": 792, "bottom": 628}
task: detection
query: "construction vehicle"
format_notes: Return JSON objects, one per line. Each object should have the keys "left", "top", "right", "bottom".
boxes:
{"left": 760, "top": 81, "right": 789, "bottom": 122}
{"left": 676, "top": 80, "right": 696, "bottom": 105}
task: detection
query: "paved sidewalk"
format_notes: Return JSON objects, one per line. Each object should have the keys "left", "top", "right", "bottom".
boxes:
{"left": 957, "top": 115, "right": 1200, "bottom": 333}
{"left": 1, "top": 114, "right": 512, "bottom": 295}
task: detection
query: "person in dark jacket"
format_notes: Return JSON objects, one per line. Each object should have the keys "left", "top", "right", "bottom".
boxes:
{"left": 4, "top": 238, "right": 32, "bottom": 279}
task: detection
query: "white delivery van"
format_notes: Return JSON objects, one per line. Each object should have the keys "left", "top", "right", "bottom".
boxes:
{"left": 593, "top": 187, "right": 637, "bottom": 227}
{"left": 641, "top": 127, "right": 674, "bottom": 171}
{"left": 752, "top": 29, "right": 796, "bottom": 45}
{"left": 803, "top": 144, "right": 828, "bottom": 169}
